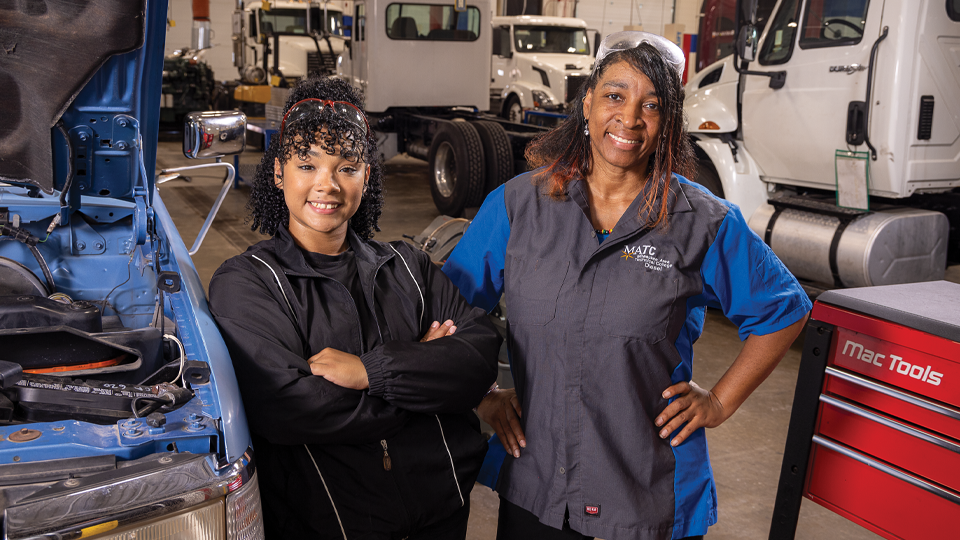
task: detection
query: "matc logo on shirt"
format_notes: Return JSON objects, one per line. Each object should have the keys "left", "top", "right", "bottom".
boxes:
{"left": 620, "top": 244, "right": 674, "bottom": 271}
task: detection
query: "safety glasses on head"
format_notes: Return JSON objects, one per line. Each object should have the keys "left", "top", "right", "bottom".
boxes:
{"left": 594, "top": 31, "right": 685, "bottom": 79}
{"left": 279, "top": 98, "right": 371, "bottom": 141}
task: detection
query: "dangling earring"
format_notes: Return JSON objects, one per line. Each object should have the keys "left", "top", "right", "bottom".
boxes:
{"left": 583, "top": 120, "right": 590, "bottom": 137}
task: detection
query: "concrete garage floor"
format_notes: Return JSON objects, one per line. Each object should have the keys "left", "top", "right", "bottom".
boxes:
{"left": 157, "top": 140, "right": 959, "bottom": 539}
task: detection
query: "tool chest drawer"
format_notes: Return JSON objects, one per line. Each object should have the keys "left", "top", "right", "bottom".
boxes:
{"left": 805, "top": 441, "right": 960, "bottom": 539}
{"left": 815, "top": 390, "right": 960, "bottom": 493}
{"left": 822, "top": 372, "right": 960, "bottom": 442}
{"left": 826, "top": 326, "right": 959, "bottom": 409}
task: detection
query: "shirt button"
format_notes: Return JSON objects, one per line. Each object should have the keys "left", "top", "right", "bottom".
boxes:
{"left": 559, "top": 467, "right": 566, "bottom": 474}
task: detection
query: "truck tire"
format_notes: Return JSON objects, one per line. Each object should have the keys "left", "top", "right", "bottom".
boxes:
{"left": 503, "top": 95, "right": 523, "bottom": 124}
{"left": 693, "top": 158, "right": 724, "bottom": 198}
{"left": 471, "top": 120, "right": 514, "bottom": 195}
{"left": 428, "top": 121, "right": 486, "bottom": 216}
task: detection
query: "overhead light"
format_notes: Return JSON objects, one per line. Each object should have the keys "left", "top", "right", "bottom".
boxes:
{"left": 698, "top": 121, "right": 721, "bottom": 130}
{"left": 787, "top": 22, "right": 797, "bottom": 27}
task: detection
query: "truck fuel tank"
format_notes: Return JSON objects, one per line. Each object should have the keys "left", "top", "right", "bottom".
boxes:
{"left": 748, "top": 200, "right": 948, "bottom": 288}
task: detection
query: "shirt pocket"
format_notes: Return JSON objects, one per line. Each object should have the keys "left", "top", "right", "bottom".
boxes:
{"left": 600, "top": 265, "right": 679, "bottom": 342}
{"left": 506, "top": 255, "right": 569, "bottom": 326}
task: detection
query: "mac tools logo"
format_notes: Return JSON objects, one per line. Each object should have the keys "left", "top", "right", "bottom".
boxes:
{"left": 620, "top": 244, "right": 674, "bottom": 271}
{"left": 841, "top": 339, "right": 943, "bottom": 386}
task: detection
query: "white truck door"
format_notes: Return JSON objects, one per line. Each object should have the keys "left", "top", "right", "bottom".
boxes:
{"left": 351, "top": 1, "right": 368, "bottom": 92}
{"left": 491, "top": 24, "right": 513, "bottom": 92}
{"left": 741, "top": 0, "right": 877, "bottom": 190}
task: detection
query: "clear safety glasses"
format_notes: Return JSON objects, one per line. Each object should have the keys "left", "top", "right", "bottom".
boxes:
{"left": 594, "top": 31, "right": 686, "bottom": 79}
{"left": 279, "top": 98, "right": 371, "bottom": 140}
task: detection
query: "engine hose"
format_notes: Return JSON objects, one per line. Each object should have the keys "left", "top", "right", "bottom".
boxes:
{"left": 29, "top": 244, "right": 56, "bottom": 294}
{"left": 55, "top": 120, "right": 75, "bottom": 210}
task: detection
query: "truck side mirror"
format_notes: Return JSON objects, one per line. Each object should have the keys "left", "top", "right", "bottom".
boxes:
{"left": 737, "top": 24, "right": 758, "bottom": 62}
{"left": 183, "top": 111, "right": 247, "bottom": 159}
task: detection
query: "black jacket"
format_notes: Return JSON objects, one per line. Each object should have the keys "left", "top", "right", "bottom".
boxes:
{"left": 209, "top": 227, "right": 501, "bottom": 539}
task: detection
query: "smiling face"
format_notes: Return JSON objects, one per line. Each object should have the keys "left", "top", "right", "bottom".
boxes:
{"left": 275, "top": 136, "right": 369, "bottom": 254}
{"left": 582, "top": 60, "right": 662, "bottom": 178}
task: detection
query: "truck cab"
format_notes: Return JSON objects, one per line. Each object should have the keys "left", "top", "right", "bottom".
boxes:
{"left": 234, "top": 0, "right": 349, "bottom": 85}
{"left": 0, "top": 1, "right": 264, "bottom": 537}
{"left": 337, "top": 0, "right": 550, "bottom": 217}
{"left": 685, "top": 0, "right": 960, "bottom": 290}
{"left": 491, "top": 16, "right": 596, "bottom": 122}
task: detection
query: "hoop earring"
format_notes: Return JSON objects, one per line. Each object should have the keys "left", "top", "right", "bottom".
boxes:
{"left": 583, "top": 120, "right": 590, "bottom": 137}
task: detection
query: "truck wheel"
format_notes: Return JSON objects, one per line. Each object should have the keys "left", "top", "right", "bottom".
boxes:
{"left": 503, "top": 95, "right": 523, "bottom": 124}
{"left": 471, "top": 120, "right": 514, "bottom": 195}
{"left": 428, "top": 121, "right": 486, "bottom": 216}
{"left": 693, "top": 158, "right": 724, "bottom": 198}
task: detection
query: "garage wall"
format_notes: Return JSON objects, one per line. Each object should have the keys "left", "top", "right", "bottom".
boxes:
{"left": 558, "top": 0, "right": 700, "bottom": 39}
{"left": 163, "top": 0, "right": 704, "bottom": 81}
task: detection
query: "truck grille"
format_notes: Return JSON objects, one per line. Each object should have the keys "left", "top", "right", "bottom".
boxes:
{"left": 307, "top": 51, "right": 337, "bottom": 77}
{"left": 917, "top": 95, "right": 934, "bottom": 140}
{"left": 565, "top": 74, "right": 586, "bottom": 105}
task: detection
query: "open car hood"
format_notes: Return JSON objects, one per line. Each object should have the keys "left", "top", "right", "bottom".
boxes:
{"left": 0, "top": 0, "right": 160, "bottom": 203}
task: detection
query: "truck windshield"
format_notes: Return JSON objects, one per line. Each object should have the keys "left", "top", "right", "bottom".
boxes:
{"left": 514, "top": 26, "right": 589, "bottom": 55}
{"left": 311, "top": 7, "right": 346, "bottom": 36}
{"left": 260, "top": 8, "right": 308, "bottom": 35}
{"left": 697, "top": 0, "right": 776, "bottom": 71}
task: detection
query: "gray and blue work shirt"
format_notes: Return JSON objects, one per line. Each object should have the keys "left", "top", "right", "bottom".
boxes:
{"left": 442, "top": 170, "right": 811, "bottom": 540}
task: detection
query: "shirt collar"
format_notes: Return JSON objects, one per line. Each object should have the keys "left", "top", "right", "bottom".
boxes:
{"left": 569, "top": 173, "right": 692, "bottom": 227}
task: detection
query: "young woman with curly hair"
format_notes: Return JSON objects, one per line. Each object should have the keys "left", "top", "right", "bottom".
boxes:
{"left": 443, "top": 33, "right": 811, "bottom": 540}
{"left": 209, "top": 77, "right": 501, "bottom": 539}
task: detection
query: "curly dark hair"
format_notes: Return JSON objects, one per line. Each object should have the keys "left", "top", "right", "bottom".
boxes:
{"left": 525, "top": 43, "right": 695, "bottom": 230}
{"left": 247, "top": 77, "right": 384, "bottom": 239}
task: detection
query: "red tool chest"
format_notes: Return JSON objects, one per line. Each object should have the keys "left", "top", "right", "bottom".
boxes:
{"left": 769, "top": 281, "right": 960, "bottom": 540}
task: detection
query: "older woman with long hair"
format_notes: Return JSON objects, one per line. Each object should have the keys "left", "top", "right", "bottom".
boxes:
{"left": 443, "top": 33, "right": 811, "bottom": 540}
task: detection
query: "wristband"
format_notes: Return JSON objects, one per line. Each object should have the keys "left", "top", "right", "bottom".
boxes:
{"left": 474, "top": 383, "right": 499, "bottom": 411}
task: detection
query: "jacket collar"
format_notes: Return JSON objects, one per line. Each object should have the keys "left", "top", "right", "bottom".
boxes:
{"left": 268, "top": 225, "right": 394, "bottom": 278}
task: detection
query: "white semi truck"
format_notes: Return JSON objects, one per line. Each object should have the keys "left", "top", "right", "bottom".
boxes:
{"left": 232, "top": 0, "right": 350, "bottom": 86}
{"left": 338, "top": 0, "right": 546, "bottom": 215}
{"left": 490, "top": 15, "right": 597, "bottom": 122}
{"left": 685, "top": 0, "right": 960, "bottom": 291}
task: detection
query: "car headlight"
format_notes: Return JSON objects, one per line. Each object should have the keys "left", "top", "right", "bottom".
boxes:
{"left": 82, "top": 499, "right": 226, "bottom": 539}
{"left": 79, "top": 471, "right": 264, "bottom": 540}
{"left": 226, "top": 470, "right": 265, "bottom": 540}
{"left": 3, "top": 452, "right": 264, "bottom": 540}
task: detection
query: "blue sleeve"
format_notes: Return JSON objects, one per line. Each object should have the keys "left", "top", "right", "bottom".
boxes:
{"left": 441, "top": 184, "right": 510, "bottom": 312}
{"left": 701, "top": 206, "right": 812, "bottom": 340}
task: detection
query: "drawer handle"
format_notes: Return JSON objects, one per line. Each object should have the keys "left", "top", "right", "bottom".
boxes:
{"left": 812, "top": 435, "right": 960, "bottom": 505}
{"left": 825, "top": 366, "right": 960, "bottom": 421}
{"left": 819, "top": 394, "right": 960, "bottom": 455}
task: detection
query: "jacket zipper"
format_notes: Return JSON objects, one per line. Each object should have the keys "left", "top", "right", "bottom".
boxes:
{"left": 381, "top": 439, "right": 392, "bottom": 471}
{"left": 435, "top": 416, "right": 465, "bottom": 506}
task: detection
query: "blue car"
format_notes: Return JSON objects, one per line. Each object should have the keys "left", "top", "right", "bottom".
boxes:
{"left": 0, "top": 1, "right": 264, "bottom": 538}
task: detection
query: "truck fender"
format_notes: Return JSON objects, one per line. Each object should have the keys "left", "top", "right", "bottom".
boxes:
{"left": 685, "top": 57, "right": 739, "bottom": 133}
{"left": 685, "top": 82, "right": 738, "bottom": 133}
{"left": 501, "top": 83, "right": 536, "bottom": 109}
{"left": 691, "top": 136, "right": 769, "bottom": 221}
